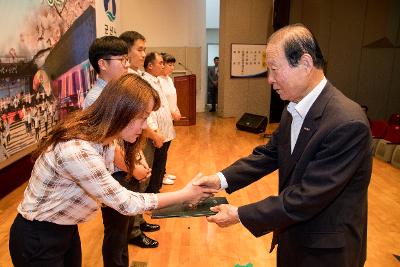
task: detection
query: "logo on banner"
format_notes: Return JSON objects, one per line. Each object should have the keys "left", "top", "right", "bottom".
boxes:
{"left": 104, "top": 0, "right": 116, "bottom": 22}
{"left": 46, "top": 0, "right": 66, "bottom": 14}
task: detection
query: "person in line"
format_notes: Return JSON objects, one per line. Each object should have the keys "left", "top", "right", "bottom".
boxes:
{"left": 119, "top": 30, "right": 162, "bottom": 249}
{"left": 84, "top": 36, "right": 129, "bottom": 109}
{"left": 208, "top": 56, "right": 219, "bottom": 112}
{"left": 142, "top": 52, "right": 175, "bottom": 195}
{"left": 195, "top": 24, "right": 372, "bottom": 267}
{"left": 159, "top": 52, "right": 181, "bottom": 185}
{"left": 33, "top": 112, "right": 40, "bottom": 142}
{"left": 9, "top": 74, "right": 216, "bottom": 267}
{"left": 83, "top": 35, "right": 151, "bottom": 267}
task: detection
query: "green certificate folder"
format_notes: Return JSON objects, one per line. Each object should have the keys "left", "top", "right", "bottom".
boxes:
{"left": 151, "top": 197, "right": 228, "bottom": 219}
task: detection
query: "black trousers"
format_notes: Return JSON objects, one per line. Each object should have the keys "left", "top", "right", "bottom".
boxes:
{"left": 145, "top": 141, "right": 171, "bottom": 193}
{"left": 9, "top": 213, "right": 81, "bottom": 267}
{"left": 102, "top": 171, "right": 138, "bottom": 267}
{"left": 129, "top": 140, "right": 155, "bottom": 239}
{"left": 101, "top": 206, "right": 133, "bottom": 267}
{"left": 210, "top": 85, "right": 218, "bottom": 110}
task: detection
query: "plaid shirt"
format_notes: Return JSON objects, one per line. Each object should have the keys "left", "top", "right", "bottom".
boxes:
{"left": 18, "top": 139, "right": 158, "bottom": 225}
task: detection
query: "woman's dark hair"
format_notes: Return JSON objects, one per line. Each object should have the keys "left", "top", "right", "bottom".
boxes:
{"left": 269, "top": 23, "right": 326, "bottom": 69}
{"left": 34, "top": 74, "right": 160, "bottom": 178}
{"left": 161, "top": 52, "right": 176, "bottom": 64}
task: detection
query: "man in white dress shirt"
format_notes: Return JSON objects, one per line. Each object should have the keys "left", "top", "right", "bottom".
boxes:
{"left": 119, "top": 31, "right": 161, "bottom": 249}
{"left": 142, "top": 52, "right": 176, "bottom": 196}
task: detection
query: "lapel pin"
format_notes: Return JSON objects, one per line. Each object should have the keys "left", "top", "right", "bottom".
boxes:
{"left": 303, "top": 127, "right": 310, "bottom": 131}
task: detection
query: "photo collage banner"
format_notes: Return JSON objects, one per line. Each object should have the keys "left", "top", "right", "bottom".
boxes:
{"left": 0, "top": 0, "right": 120, "bottom": 167}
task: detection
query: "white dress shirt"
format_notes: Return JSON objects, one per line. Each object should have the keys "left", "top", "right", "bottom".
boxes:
{"left": 287, "top": 77, "right": 327, "bottom": 153}
{"left": 159, "top": 75, "right": 179, "bottom": 113}
{"left": 128, "top": 68, "right": 143, "bottom": 76}
{"left": 142, "top": 72, "right": 176, "bottom": 142}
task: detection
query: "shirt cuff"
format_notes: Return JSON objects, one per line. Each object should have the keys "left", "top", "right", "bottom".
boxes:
{"left": 143, "top": 193, "right": 158, "bottom": 210}
{"left": 216, "top": 172, "right": 228, "bottom": 189}
{"left": 216, "top": 172, "right": 241, "bottom": 224}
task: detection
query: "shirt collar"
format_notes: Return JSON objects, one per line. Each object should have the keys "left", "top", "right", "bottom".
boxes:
{"left": 287, "top": 77, "right": 327, "bottom": 119}
{"left": 128, "top": 68, "right": 143, "bottom": 76}
{"left": 143, "top": 72, "right": 159, "bottom": 83}
{"left": 96, "top": 77, "right": 107, "bottom": 89}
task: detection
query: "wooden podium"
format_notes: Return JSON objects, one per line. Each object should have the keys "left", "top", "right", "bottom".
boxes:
{"left": 174, "top": 74, "right": 196, "bottom": 126}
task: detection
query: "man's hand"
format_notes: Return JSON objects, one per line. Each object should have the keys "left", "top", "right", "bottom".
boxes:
{"left": 132, "top": 164, "right": 151, "bottom": 181}
{"left": 172, "top": 110, "right": 181, "bottom": 121}
{"left": 181, "top": 173, "right": 219, "bottom": 207}
{"left": 152, "top": 132, "right": 164, "bottom": 148}
{"left": 206, "top": 204, "right": 240, "bottom": 227}
{"left": 143, "top": 128, "right": 164, "bottom": 148}
{"left": 192, "top": 174, "right": 221, "bottom": 190}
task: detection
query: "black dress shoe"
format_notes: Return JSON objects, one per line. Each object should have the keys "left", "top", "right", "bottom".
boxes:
{"left": 129, "top": 233, "right": 159, "bottom": 248}
{"left": 140, "top": 222, "right": 160, "bottom": 232}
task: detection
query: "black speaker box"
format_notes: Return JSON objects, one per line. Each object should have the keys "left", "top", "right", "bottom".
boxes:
{"left": 236, "top": 113, "right": 268, "bottom": 133}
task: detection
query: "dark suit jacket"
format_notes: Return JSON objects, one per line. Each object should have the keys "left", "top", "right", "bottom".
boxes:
{"left": 222, "top": 82, "right": 372, "bottom": 267}
{"left": 208, "top": 66, "right": 218, "bottom": 89}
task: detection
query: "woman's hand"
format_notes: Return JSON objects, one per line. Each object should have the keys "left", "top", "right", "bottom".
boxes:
{"left": 132, "top": 164, "right": 151, "bottom": 181}
{"left": 181, "top": 173, "right": 219, "bottom": 207}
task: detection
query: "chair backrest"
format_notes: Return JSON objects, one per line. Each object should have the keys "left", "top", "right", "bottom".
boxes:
{"left": 370, "top": 120, "right": 388, "bottom": 138}
{"left": 388, "top": 113, "right": 400, "bottom": 126}
{"left": 384, "top": 125, "right": 400, "bottom": 144}
{"left": 391, "top": 145, "right": 400, "bottom": 169}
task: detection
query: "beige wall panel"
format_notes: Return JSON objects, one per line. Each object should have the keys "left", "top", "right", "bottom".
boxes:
{"left": 247, "top": 78, "right": 270, "bottom": 116}
{"left": 148, "top": 46, "right": 203, "bottom": 112}
{"left": 219, "top": 0, "right": 273, "bottom": 118}
{"left": 357, "top": 48, "right": 394, "bottom": 120}
{"left": 326, "top": 0, "right": 366, "bottom": 100}
{"left": 222, "top": 79, "right": 250, "bottom": 117}
{"left": 185, "top": 47, "right": 203, "bottom": 111}
{"left": 146, "top": 47, "right": 186, "bottom": 66}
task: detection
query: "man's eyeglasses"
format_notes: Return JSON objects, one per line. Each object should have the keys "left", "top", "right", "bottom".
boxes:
{"left": 103, "top": 56, "right": 130, "bottom": 66}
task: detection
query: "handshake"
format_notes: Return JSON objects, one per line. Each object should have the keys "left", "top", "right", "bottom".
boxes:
{"left": 179, "top": 173, "right": 240, "bottom": 228}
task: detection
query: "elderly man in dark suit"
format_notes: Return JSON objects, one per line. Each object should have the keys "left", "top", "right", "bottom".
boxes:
{"left": 208, "top": 56, "right": 219, "bottom": 112}
{"left": 194, "top": 23, "right": 372, "bottom": 267}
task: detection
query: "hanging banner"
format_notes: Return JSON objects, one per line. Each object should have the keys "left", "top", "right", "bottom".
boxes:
{"left": 0, "top": 0, "right": 96, "bottom": 168}
{"left": 95, "top": 0, "right": 121, "bottom": 37}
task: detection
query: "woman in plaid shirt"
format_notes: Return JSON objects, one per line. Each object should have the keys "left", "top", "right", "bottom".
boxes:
{"left": 9, "top": 74, "right": 216, "bottom": 267}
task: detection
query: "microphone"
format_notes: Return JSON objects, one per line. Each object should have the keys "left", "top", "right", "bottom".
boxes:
{"left": 178, "top": 62, "right": 193, "bottom": 74}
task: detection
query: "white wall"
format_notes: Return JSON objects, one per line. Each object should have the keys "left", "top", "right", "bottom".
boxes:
{"left": 206, "top": 0, "right": 220, "bottom": 29}
{"left": 120, "top": 0, "right": 204, "bottom": 47}
{"left": 207, "top": 44, "right": 219, "bottom": 66}
{"left": 120, "top": 0, "right": 207, "bottom": 112}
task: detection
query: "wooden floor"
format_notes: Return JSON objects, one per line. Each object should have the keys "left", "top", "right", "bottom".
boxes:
{"left": 0, "top": 112, "right": 399, "bottom": 267}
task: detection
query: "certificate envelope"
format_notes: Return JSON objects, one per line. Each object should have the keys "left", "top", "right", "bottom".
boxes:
{"left": 151, "top": 197, "right": 228, "bottom": 218}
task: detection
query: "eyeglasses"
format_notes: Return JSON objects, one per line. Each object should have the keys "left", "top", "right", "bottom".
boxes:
{"left": 103, "top": 56, "right": 130, "bottom": 66}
